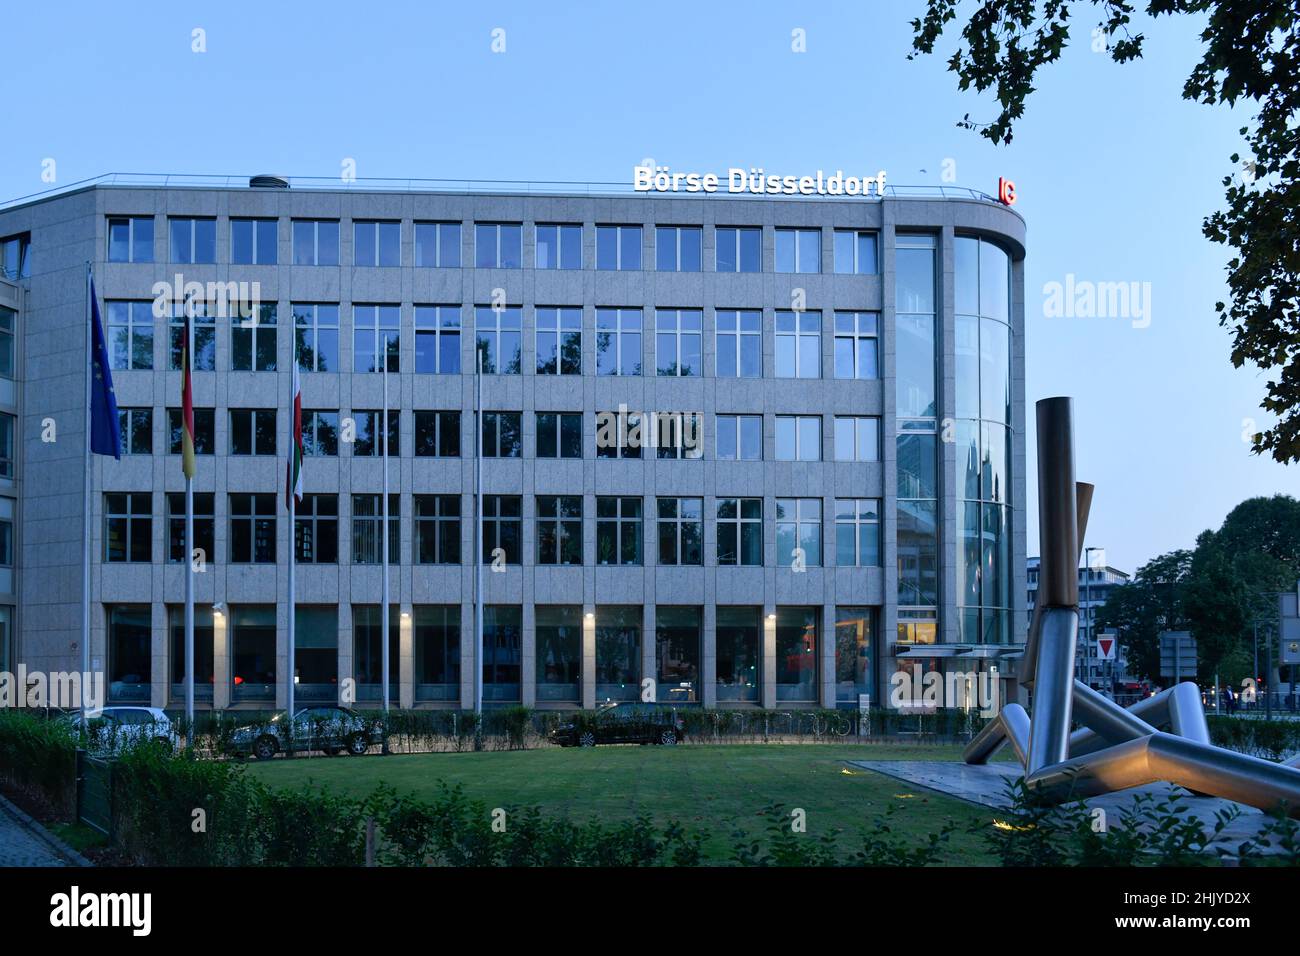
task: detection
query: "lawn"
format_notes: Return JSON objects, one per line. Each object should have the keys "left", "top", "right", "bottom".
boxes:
{"left": 247, "top": 743, "right": 1001, "bottom": 864}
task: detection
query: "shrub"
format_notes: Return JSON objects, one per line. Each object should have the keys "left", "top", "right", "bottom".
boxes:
{"left": 0, "top": 709, "right": 78, "bottom": 815}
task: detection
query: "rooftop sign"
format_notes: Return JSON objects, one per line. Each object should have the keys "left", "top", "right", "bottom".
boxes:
{"left": 634, "top": 165, "right": 887, "bottom": 197}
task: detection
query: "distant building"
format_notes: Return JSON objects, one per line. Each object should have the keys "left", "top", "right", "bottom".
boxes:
{"left": 1027, "top": 553, "right": 1131, "bottom": 690}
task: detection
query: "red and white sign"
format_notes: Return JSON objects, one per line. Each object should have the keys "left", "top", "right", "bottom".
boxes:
{"left": 1096, "top": 636, "right": 1117, "bottom": 661}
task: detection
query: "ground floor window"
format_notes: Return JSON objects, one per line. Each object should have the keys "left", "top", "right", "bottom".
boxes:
{"left": 168, "top": 605, "right": 214, "bottom": 701}
{"left": 595, "top": 605, "right": 640, "bottom": 702}
{"left": 835, "top": 606, "right": 875, "bottom": 705}
{"left": 415, "top": 605, "right": 460, "bottom": 701}
{"left": 535, "top": 605, "right": 581, "bottom": 702}
{"left": 107, "top": 604, "right": 151, "bottom": 702}
{"left": 775, "top": 606, "right": 818, "bottom": 702}
{"left": 484, "top": 606, "right": 522, "bottom": 701}
{"left": 295, "top": 606, "right": 338, "bottom": 702}
{"left": 655, "top": 606, "right": 700, "bottom": 704}
{"left": 0, "top": 605, "right": 11, "bottom": 674}
{"left": 231, "top": 605, "right": 276, "bottom": 701}
{"left": 352, "top": 605, "right": 399, "bottom": 703}
{"left": 715, "top": 606, "right": 760, "bottom": 702}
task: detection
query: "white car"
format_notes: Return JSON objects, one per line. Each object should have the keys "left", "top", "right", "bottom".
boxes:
{"left": 79, "top": 706, "right": 179, "bottom": 754}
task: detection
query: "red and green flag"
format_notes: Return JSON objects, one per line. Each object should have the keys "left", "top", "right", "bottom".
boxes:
{"left": 286, "top": 360, "right": 303, "bottom": 510}
{"left": 180, "top": 310, "right": 196, "bottom": 479}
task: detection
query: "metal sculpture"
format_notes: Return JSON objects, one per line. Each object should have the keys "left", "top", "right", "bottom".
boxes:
{"left": 965, "top": 397, "right": 1300, "bottom": 817}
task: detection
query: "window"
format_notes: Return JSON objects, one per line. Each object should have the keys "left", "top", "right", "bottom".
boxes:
{"left": 292, "top": 608, "right": 339, "bottom": 702}
{"left": 107, "top": 217, "right": 153, "bottom": 263}
{"left": 833, "top": 312, "right": 879, "bottom": 380}
{"left": 0, "top": 234, "right": 32, "bottom": 280}
{"left": 168, "top": 605, "right": 215, "bottom": 700}
{"left": 480, "top": 411, "right": 521, "bottom": 458}
{"left": 898, "top": 500, "right": 939, "bottom": 607}
{"left": 414, "top": 222, "right": 461, "bottom": 268}
{"left": 656, "top": 226, "right": 701, "bottom": 272}
{"left": 656, "top": 497, "right": 702, "bottom": 566}
{"left": 653, "top": 412, "right": 703, "bottom": 460}
{"left": 415, "top": 495, "right": 460, "bottom": 564}
{"left": 835, "top": 499, "right": 881, "bottom": 567}
{"left": 169, "top": 217, "right": 216, "bottom": 264}
{"left": 167, "top": 492, "right": 214, "bottom": 564}
{"left": 595, "top": 410, "right": 643, "bottom": 459}
{"left": 483, "top": 606, "right": 522, "bottom": 701}
{"left": 655, "top": 606, "right": 700, "bottom": 703}
{"left": 833, "top": 416, "right": 880, "bottom": 461}
{"left": 117, "top": 408, "right": 152, "bottom": 455}
{"left": 0, "top": 307, "right": 13, "bottom": 379}
{"left": 775, "top": 607, "right": 818, "bottom": 701}
{"left": 595, "top": 606, "right": 641, "bottom": 701}
{"left": 0, "top": 415, "right": 11, "bottom": 478}
{"left": 595, "top": 308, "right": 641, "bottom": 375}
{"left": 415, "top": 306, "right": 461, "bottom": 374}
{"left": 352, "top": 604, "right": 399, "bottom": 701}
{"left": 231, "top": 218, "right": 277, "bottom": 265}
{"left": 776, "top": 498, "right": 821, "bottom": 567}
{"left": 717, "top": 498, "right": 762, "bottom": 566}
{"left": 775, "top": 227, "right": 819, "bottom": 273}
{"left": 229, "top": 493, "right": 276, "bottom": 564}
{"left": 537, "top": 496, "right": 582, "bottom": 565}
{"left": 715, "top": 226, "right": 760, "bottom": 273}
{"left": 292, "top": 219, "right": 340, "bottom": 266}
{"left": 776, "top": 415, "right": 821, "bottom": 461}
{"left": 474, "top": 306, "right": 522, "bottom": 374}
{"left": 596, "top": 497, "right": 642, "bottom": 566}
{"left": 536, "top": 307, "right": 581, "bottom": 375}
{"left": 714, "top": 415, "right": 760, "bottom": 461}
{"left": 896, "top": 233, "right": 938, "bottom": 418}
{"left": 352, "top": 494, "right": 400, "bottom": 565}
{"left": 231, "top": 606, "right": 276, "bottom": 700}
{"left": 169, "top": 302, "right": 217, "bottom": 371}
{"left": 898, "top": 429, "right": 938, "bottom": 499}
{"left": 716, "top": 310, "right": 761, "bottom": 377}
{"left": 835, "top": 608, "right": 875, "bottom": 703}
{"left": 229, "top": 409, "right": 276, "bottom": 456}
{"left": 231, "top": 305, "right": 277, "bottom": 372}
{"left": 107, "top": 605, "right": 151, "bottom": 702}
{"left": 482, "top": 496, "right": 522, "bottom": 565}
{"left": 414, "top": 411, "right": 461, "bottom": 457}
{"left": 536, "top": 412, "right": 581, "bottom": 459}
{"left": 0, "top": 605, "right": 9, "bottom": 674}
{"left": 294, "top": 304, "right": 339, "bottom": 372}
{"left": 775, "top": 310, "right": 820, "bottom": 378}
{"left": 716, "top": 607, "right": 760, "bottom": 702}
{"left": 168, "top": 407, "right": 214, "bottom": 455}
{"left": 104, "top": 492, "right": 151, "bottom": 562}
{"left": 415, "top": 606, "right": 460, "bottom": 700}
{"left": 295, "top": 494, "right": 338, "bottom": 563}
{"left": 475, "top": 223, "right": 522, "bottom": 269}
{"left": 351, "top": 410, "right": 399, "bottom": 457}
{"left": 303, "top": 410, "right": 339, "bottom": 456}
{"left": 536, "top": 606, "right": 582, "bottom": 701}
{"left": 536, "top": 224, "right": 582, "bottom": 270}
{"left": 106, "top": 301, "right": 154, "bottom": 370}
{"left": 596, "top": 225, "right": 641, "bottom": 270}
{"left": 354, "top": 220, "right": 400, "bottom": 267}
{"left": 353, "top": 304, "right": 400, "bottom": 373}
{"left": 833, "top": 230, "right": 878, "bottom": 274}
{"left": 655, "top": 309, "right": 701, "bottom": 376}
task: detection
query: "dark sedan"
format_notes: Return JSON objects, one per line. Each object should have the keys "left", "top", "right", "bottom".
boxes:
{"left": 549, "top": 702, "right": 684, "bottom": 748}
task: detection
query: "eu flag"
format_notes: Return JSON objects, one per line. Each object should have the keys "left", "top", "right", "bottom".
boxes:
{"left": 89, "top": 278, "right": 121, "bottom": 459}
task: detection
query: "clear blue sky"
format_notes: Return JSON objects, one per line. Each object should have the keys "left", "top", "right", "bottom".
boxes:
{"left": 2, "top": 0, "right": 1289, "bottom": 575}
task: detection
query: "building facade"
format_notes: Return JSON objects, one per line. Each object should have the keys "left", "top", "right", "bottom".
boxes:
{"left": 1027, "top": 554, "right": 1131, "bottom": 689}
{"left": 0, "top": 176, "right": 1027, "bottom": 711}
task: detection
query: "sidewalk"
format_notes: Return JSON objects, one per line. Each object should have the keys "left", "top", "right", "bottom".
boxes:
{"left": 0, "top": 794, "right": 90, "bottom": 867}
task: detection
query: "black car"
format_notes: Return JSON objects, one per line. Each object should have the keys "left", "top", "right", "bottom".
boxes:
{"left": 229, "top": 706, "right": 385, "bottom": 759}
{"left": 549, "top": 702, "right": 684, "bottom": 747}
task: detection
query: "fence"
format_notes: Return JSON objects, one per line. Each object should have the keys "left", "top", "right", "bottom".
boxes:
{"left": 75, "top": 749, "right": 114, "bottom": 839}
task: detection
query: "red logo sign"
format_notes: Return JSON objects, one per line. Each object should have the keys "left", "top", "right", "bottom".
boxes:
{"left": 997, "top": 177, "right": 1017, "bottom": 205}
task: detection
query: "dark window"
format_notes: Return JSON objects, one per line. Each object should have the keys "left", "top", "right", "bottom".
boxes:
{"left": 229, "top": 409, "right": 276, "bottom": 456}
{"left": 104, "top": 493, "right": 152, "bottom": 563}
{"left": 168, "top": 407, "right": 215, "bottom": 455}
{"left": 167, "top": 492, "right": 215, "bottom": 565}
{"left": 415, "top": 411, "right": 461, "bottom": 457}
{"left": 414, "top": 495, "right": 460, "bottom": 565}
{"left": 536, "top": 412, "right": 581, "bottom": 459}
{"left": 295, "top": 494, "right": 338, "bottom": 564}
{"left": 229, "top": 494, "right": 276, "bottom": 564}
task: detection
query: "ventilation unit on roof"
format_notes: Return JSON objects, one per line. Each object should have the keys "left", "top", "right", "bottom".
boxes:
{"left": 248, "top": 175, "right": 290, "bottom": 189}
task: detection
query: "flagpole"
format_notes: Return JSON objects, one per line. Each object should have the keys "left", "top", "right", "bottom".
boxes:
{"left": 81, "top": 264, "right": 93, "bottom": 729}
{"left": 184, "top": 309, "right": 195, "bottom": 732}
{"left": 381, "top": 358, "right": 390, "bottom": 715}
{"left": 474, "top": 341, "right": 483, "bottom": 726}
{"left": 287, "top": 360, "right": 296, "bottom": 724}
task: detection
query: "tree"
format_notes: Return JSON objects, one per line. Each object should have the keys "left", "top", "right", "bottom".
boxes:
{"left": 1095, "top": 549, "right": 1192, "bottom": 681}
{"left": 910, "top": 1, "right": 1300, "bottom": 462}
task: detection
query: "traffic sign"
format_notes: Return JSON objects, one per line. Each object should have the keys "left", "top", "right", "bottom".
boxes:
{"left": 1095, "top": 634, "right": 1117, "bottom": 661}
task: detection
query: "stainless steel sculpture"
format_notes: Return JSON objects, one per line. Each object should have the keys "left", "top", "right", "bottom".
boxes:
{"left": 964, "top": 397, "right": 1300, "bottom": 817}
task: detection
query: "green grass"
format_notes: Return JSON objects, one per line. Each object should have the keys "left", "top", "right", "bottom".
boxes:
{"left": 48, "top": 821, "right": 108, "bottom": 855}
{"left": 247, "top": 743, "right": 1000, "bottom": 864}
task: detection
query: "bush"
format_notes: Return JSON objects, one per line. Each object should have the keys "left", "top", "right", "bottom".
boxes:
{"left": 1208, "top": 716, "right": 1300, "bottom": 761}
{"left": 0, "top": 709, "right": 78, "bottom": 815}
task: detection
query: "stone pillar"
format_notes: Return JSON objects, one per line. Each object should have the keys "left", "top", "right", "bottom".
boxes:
{"left": 701, "top": 602, "right": 716, "bottom": 709}
{"left": 212, "top": 609, "right": 230, "bottom": 711}
{"left": 643, "top": 604, "right": 657, "bottom": 703}
{"left": 582, "top": 606, "right": 595, "bottom": 709}
{"left": 821, "top": 602, "right": 837, "bottom": 708}
{"left": 399, "top": 606, "right": 413, "bottom": 709}
{"left": 762, "top": 607, "right": 777, "bottom": 710}
{"left": 521, "top": 603, "right": 535, "bottom": 707}
{"left": 151, "top": 602, "right": 166, "bottom": 708}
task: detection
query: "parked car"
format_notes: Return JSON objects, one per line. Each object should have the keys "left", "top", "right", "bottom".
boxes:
{"left": 549, "top": 702, "right": 684, "bottom": 748}
{"left": 62, "top": 706, "right": 179, "bottom": 754}
{"left": 229, "top": 706, "right": 384, "bottom": 760}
